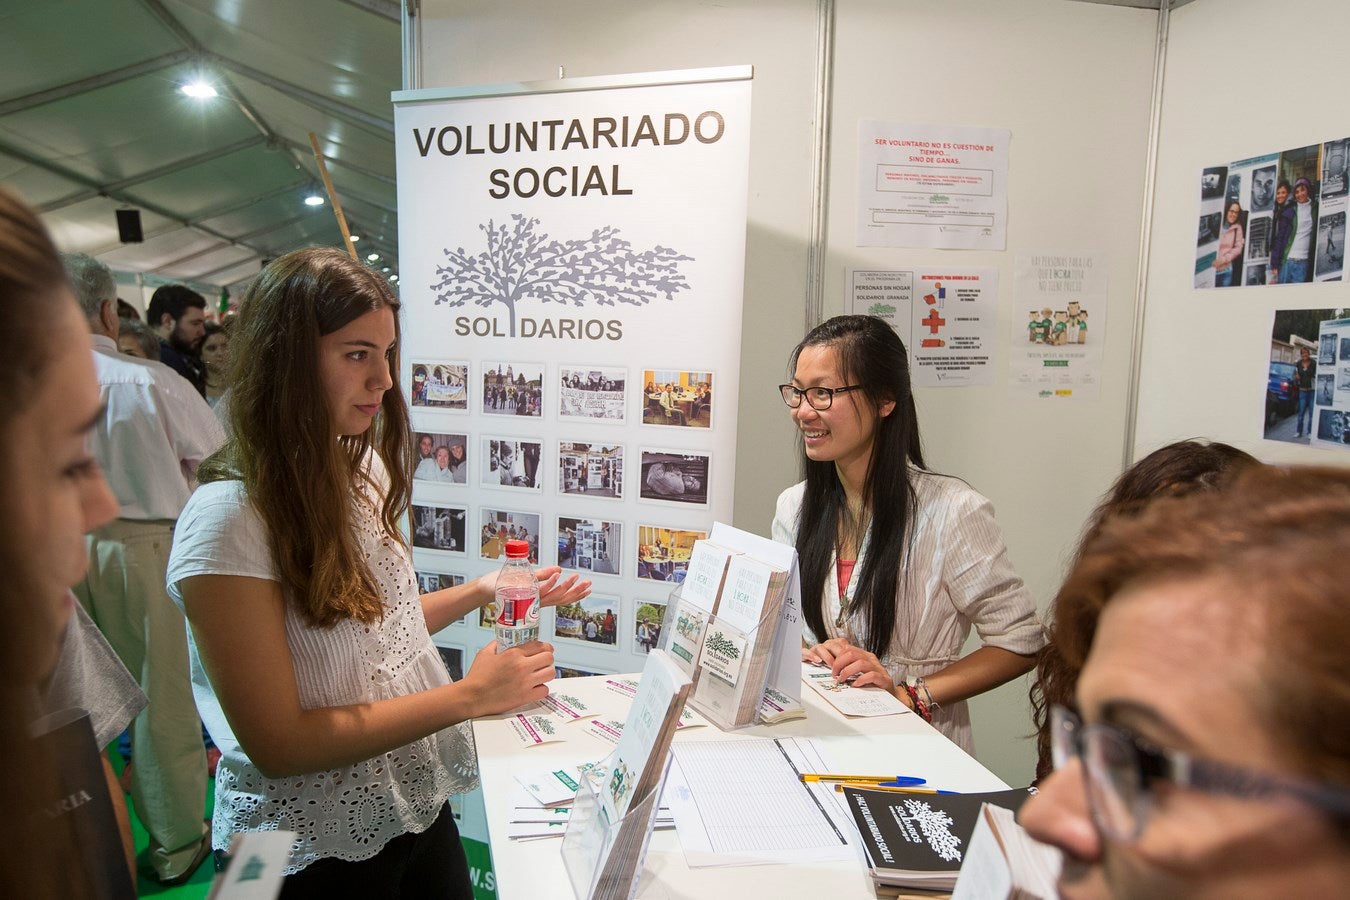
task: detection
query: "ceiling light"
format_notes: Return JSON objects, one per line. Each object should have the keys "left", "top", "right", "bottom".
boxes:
{"left": 381, "top": 266, "right": 391, "bottom": 273}
{"left": 304, "top": 193, "right": 325, "bottom": 207}
{"left": 348, "top": 234, "right": 361, "bottom": 242}
{"left": 367, "top": 253, "right": 380, "bottom": 262}
{"left": 180, "top": 80, "right": 217, "bottom": 99}
{"left": 389, "top": 274, "right": 399, "bottom": 282}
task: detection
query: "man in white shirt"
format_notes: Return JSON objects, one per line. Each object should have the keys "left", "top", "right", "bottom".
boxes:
{"left": 63, "top": 254, "right": 225, "bottom": 886}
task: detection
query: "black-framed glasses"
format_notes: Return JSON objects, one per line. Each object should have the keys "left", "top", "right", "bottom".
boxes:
{"left": 777, "top": 383, "right": 863, "bottom": 411}
{"left": 1049, "top": 704, "right": 1350, "bottom": 842}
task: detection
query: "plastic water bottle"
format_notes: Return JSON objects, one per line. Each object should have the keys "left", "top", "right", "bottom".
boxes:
{"left": 494, "top": 539, "right": 539, "bottom": 648}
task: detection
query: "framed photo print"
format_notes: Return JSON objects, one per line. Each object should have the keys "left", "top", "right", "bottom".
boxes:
{"left": 557, "top": 516, "right": 622, "bottom": 576}
{"left": 410, "top": 361, "right": 469, "bottom": 410}
{"left": 479, "top": 507, "right": 542, "bottom": 564}
{"left": 641, "top": 369, "right": 713, "bottom": 428}
{"left": 410, "top": 503, "right": 466, "bottom": 553}
{"left": 482, "top": 361, "right": 543, "bottom": 417}
{"left": 558, "top": 365, "right": 627, "bottom": 424}
{"left": 558, "top": 441, "right": 623, "bottom": 499}
{"left": 639, "top": 449, "right": 710, "bottom": 506}
{"left": 635, "top": 524, "right": 707, "bottom": 583}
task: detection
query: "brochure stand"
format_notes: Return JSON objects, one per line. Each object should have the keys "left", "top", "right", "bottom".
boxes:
{"left": 685, "top": 601, "right": 783, "bottom": 731}
{"left": 561, "top": 752, "right": 673, "bottom": 900}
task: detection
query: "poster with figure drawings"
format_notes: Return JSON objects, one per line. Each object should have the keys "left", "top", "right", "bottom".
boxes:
{"left": 1009, "top": 252, "right": 1108, "bottom": 400}
{"left": 394, "top": 69, "right": 751, "bottom": 682}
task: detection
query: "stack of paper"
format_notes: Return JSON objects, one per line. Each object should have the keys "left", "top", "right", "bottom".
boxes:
{"left": 689, "top": 553, "right": 791, "bottom": 728}
{"left": 952, "top": 803, "right": 1060, "bottom": 900}
{"left": 664, "top": 540, "right": 739, "bottom": 680}
{"left": 840, "top": 785, "right": 1035, "bottom": 893}
{"left": 758, "top": 684, "right": 806, "bottom": 724}
{"left": 563, "top": 649, "right": 692, "bottom": 900}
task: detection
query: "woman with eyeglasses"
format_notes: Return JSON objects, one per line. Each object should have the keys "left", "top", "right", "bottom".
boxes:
{"left": 1020, "top": 465, "right": 1350, "bottom": 898}
{"left": 1028, "top": 439, "right": 1259, "bottom": 783}
{"left": 771, "top": 315, "right": 1044, "bottom": 753}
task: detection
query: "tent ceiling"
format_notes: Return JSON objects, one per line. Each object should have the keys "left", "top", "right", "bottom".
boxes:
{"left": 0, "top": 0, "right": 402, "bottom": 295}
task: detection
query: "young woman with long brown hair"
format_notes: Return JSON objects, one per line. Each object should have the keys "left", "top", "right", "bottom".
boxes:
{"left": 0, "top": 188, "right": 126, "bottom": 897}
{"left": 167, "top": 248, "right": 588, "bottom": 897}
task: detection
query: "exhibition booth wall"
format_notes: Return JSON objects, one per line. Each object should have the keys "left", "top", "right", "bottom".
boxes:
{"left": 406, "top": 0, "right": 1350, "bottom": 786}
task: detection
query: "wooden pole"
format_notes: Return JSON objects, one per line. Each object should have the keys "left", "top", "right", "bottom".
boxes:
{"left": 307, "top": 131, "right": 358, "bottom": 261}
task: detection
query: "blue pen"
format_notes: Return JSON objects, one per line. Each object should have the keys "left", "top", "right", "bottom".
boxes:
{"left": 798, "top": 773, "right": 928, "bottom": 786}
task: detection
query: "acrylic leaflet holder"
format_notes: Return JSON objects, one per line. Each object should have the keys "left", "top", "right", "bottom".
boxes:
{"left": 683, "top": 602, "right": 785, "bottom": 731}
{"left": 561, "top": 752, "right": 673, "bottom": 900}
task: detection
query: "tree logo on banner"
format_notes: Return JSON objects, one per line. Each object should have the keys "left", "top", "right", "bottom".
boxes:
{"left": 430, "top": 215, "right": 694, "bottom": 336}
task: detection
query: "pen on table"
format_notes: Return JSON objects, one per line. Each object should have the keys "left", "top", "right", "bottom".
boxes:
{"left": 833, "top": 782, "right": 958, "bottom": 795}
{"left": 799, "top": 773, "right": 928, "bottom": 786}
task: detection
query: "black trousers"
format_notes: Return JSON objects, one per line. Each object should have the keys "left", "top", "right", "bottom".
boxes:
{"left": 218, "top": 803, "right": 473, "bottom": 900}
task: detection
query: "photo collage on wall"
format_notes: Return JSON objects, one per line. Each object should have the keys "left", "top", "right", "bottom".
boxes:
{"left": 1196, "top": 137, "right": 1349, "bottom": 288}
{"left": 1263, "top": 308, "right": 1350, "bottom": 451}
{"left": 409, "top": 358, "right": 718, "bottom": 672}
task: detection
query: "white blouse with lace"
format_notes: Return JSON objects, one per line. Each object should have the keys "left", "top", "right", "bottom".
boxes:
{"left": 167, "top": 456, "right": 477, "bottom": 874}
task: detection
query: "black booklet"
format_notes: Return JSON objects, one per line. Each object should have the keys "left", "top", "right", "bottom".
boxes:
{"left": 31, "top": 707, "right": 135, "bottom": 899}
{"left": 841, "top": 785, "right": 1034, "bottom": 891}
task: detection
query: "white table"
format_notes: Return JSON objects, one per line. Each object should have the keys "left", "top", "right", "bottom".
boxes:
{"left": 472, "top": 676, "right": 1009, "bottom": 898}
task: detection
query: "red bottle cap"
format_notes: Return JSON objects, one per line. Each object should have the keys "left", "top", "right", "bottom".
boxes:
{"left": 504, "top": 539, "right": 529, "bottom": 558}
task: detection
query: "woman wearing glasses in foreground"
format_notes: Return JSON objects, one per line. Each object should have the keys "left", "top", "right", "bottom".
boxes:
{"left": 772, "top": 315, "right": 1044, "bottom": 753}
{"left": 1021, "top": 465, "right": 1350, "bottom": 898}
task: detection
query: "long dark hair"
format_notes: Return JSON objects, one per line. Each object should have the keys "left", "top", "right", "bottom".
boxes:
{"left": 198, "top": 248, "right": 411, "bottom": 628}
{"left": 789, "top": 315, "right": 925, "bottom": 657}
{"left": 1029, "top": 439, "right": 1259, "bottom": 781}
{"left": 0, "top": 187, "right": 92, "bottom": 897}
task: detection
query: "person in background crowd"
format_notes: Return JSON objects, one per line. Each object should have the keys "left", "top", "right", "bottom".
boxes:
{"left": 64, "top": 252, "right": 226, "bottom": 886}
{"left": 117, "top": 298, "right": 140, "bottom": 320}
{"left": 200, "top": 319, "right": 231, "bottom": 409}
{"left": 1021, "top": 465, "right": 1350, "bottom": 899}
{"left": 1028, "top": 439, "right": 1259, "bottom": 782}
{"left": 1212, "top": 200, "right": 1245, "bottom": 287}
{"left": 147, "top": 283, "right": 208, "bottom": 395}
{"left": 774, "top": 315, "right": 1045, "bottom": 754}
{"left": 0, "top": 187, "right": 133, "bottom": 898}
{"left": 118, "top": 316, "right": 161, "bottom": 361}
{"left": 167, "top": 248, "right": 590, "bottom": 897}
{"left": 1294, "top": 345, "right": 1317, "bottom": 439}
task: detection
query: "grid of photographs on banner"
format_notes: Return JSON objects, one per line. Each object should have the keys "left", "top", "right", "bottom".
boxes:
{"left": 414, "top": 361, "right": 718, "bottom": 670}
{"left": 1196, "top": 137, "right": 1349, "bottom": 289}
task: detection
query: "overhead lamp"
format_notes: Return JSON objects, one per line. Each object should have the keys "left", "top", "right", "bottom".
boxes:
{"left": 389, "top": 274, "right": 399, "bottom": 282}
{"left": 381, "top": 266, "right": 391, "bottom": 273}
{"left": 348, "top": 234, "right": 361, "bottom": 242}
{"left": 366, "top": 252, "right": 380, "bottom": 262}
{"left": 304, "top": 192, "right": 325, "bottom": 207}
{"left": 180, "top": 80, "right": 218, "bottom": 99}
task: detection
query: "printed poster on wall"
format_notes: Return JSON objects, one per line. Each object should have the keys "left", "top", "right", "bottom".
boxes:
{"left": 848, "top": 267, "right": 996, "bottom": 387}
{"left": 1195, "top": 137, "right": 1348, "bottom": 288}
{"left": 856, "top": 121, "right": 1010, "bottom": 250}
{"left": 1009, "top": 252, "right": 1107, "bottom": 400}
{"left": 393, "top": 68, "right": 752, "bottom": 686}
{"left": 1264, "top": 308, "right": 1350, "bottom": 450}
